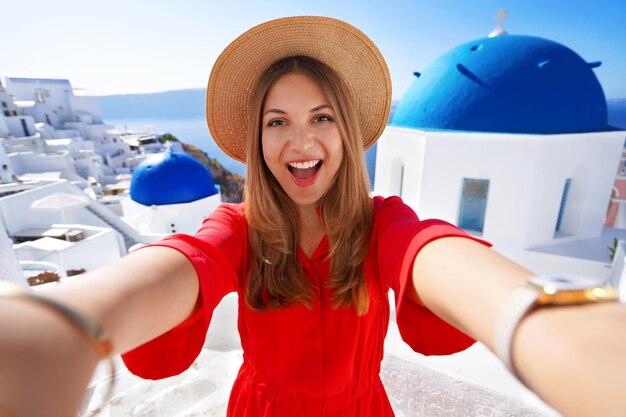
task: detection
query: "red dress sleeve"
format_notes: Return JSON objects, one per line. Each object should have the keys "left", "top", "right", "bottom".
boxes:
{"left": 373, "top": 196, "right": 491, "bottom": 356}
{"left": 121, "top": 203, "right": 246, "bottom": 379}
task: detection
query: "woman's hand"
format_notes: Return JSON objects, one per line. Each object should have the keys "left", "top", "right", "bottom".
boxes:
{"left": 0, "top": 246, "right": 199, "bottom": 417}
{"left": 0, "top": 296, "right": 99, "bottom": 416}
{"left": 411, "top": 237, "right": 626, "bottom": 417}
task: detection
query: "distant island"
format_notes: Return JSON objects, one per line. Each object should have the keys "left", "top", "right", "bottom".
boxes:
{"left": 98, "top": 89, "right": 626, "bottom": 130}
{"left": 608, "top": 98, "right": 626, "bottom": 129}
{"left": 98, "top": 89, "right": 206, "bottom": 119}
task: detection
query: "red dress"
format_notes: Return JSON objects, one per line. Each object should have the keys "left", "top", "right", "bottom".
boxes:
{"left": 122, "top": 196, "right": 490, "bottom": 416}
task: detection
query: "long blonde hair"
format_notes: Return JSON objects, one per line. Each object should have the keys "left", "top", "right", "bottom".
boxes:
{"left": 245, "top": 56, "right": 373, "bottom": 315}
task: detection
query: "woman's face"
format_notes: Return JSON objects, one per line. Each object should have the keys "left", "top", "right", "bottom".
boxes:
{"left": 261, "top": 73, "right": 344, "bottom": 209}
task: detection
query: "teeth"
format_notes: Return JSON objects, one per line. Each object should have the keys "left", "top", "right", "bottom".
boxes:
{"left": 288, "top": 160, "right": 320, "bottom": 169}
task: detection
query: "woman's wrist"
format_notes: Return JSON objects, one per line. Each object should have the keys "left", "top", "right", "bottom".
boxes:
{"left": 513, "top": 302, "right": 626, "bottom": 417}
{"left": 495, "top": 277, "right": 619, "bottom": 376}
{"left": 0, "top": 296, "right": 101, "bottom": 416}
{"left": 0, "top": 281, "right": 113, "bottom": 358}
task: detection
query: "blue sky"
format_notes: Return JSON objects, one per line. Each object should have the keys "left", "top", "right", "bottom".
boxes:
{"left": 1, "top": 0, "right": 625, "bottom": 99}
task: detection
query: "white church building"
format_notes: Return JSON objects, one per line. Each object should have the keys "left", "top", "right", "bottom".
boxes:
{"left": 373, "top": 28, "right": 626, "bottom": 281}
{"left": 121, "top": 149, "right": 222, "bottom": 238}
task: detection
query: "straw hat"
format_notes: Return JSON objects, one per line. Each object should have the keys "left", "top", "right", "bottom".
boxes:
{"left": 206, "top": 16, "right": 392, "bottom": 163}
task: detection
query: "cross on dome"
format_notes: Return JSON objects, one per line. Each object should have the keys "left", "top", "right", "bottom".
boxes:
{"left": 495, "top": 7, "right": 509, "bottom": 29}
{"left": 489, "top": 7, "right": 510, "bottom": 38}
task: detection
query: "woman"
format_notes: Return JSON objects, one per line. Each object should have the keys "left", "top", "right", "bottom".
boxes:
{"left": 1, "top": 16, "right": 625, "bottom": 417}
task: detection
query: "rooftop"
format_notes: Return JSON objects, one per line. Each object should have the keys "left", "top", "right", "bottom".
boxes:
{"left": 530, "top": 227, "right": 626, "bottom": 264}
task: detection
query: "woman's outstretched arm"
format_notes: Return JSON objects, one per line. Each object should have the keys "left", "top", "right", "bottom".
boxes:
{"left": 411, "top": 236, "right": 626, "bottom": 417}
{"left": 0, "top": 246, "right": 198, "bottom": 417}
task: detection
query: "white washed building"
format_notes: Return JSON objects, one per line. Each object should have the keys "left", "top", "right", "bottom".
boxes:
{"left": 374, "top": 32, "right": 626, "bottom": 279}
{"left": 121, "top": 151, "right": 222, "bottom": 239}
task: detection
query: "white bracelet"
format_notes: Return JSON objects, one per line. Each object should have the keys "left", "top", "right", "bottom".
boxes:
{"left": 493, "top": 284, "right": 538, "bottom": 374}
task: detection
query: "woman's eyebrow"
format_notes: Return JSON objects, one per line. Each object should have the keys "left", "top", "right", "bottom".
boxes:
{"left": 262, "top": 104, "right": 332, "bottom": 117}
{"left": 310, "top": 104, "right": 332, "bottom": 113}
{"left": 262, "top": 108, "right": 286, "bottom": 117}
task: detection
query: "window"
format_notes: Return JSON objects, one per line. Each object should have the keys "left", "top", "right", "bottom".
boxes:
{"left": 1, "top": 101, "right": 7, "bottom": 108}
{"left": 20, "top": 119, "right": 31, "bottom": 137}
{"left": 555, "top": 178, "right": 572, "bottom": 232}
{"left": 458, "top": 178, "right": 489, "bottom": 233}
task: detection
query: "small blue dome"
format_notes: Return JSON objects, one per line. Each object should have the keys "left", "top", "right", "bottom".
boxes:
{"left": 393, "top": 35, "right": 609, "bottom": 134}
{"left": 130, "top": 152, "right": 218, "bottom": 205}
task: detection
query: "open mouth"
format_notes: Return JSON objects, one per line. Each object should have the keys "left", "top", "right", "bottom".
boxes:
{"left": 287, "top": 159, "right": 323, "bottom": 183}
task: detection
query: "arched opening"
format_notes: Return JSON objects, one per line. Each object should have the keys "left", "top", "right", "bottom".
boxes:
{"left": 390, "top": 157, "right": 405, "bottom": 197}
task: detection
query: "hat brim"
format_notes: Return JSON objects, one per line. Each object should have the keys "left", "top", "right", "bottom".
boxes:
{"left": 206, "top": 16, "right": 392, "bottom": 163}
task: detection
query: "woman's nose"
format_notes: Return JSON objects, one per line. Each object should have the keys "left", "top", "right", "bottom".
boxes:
{"left": 289, "top": 126, "right": 314, "bottom": 153}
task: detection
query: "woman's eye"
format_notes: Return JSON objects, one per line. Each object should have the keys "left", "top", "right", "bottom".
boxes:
{"left": 267, "top": 119, "right": 285, "bottom": 127}
{"left": 315, "top": 114, "right": 333, "bottom": 122}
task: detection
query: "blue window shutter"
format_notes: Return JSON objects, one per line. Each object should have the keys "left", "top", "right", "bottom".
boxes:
{"left": 459, "top": 179, "right": 489, "bottom": 233}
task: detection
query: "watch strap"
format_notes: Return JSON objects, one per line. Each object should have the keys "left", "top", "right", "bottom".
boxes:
{"left": 494, "top": 284, "right": 538, "bottom": 373}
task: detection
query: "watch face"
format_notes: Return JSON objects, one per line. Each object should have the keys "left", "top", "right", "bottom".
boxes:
{"left": 529, "top": 275, "right": 605, "bottom": 291}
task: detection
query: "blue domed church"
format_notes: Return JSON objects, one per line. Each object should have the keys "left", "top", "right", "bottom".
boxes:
{"left": 122, "top": 151, "right": 221, "bottom": 235}
{"left": 392, "top": 35, "right": 608, "bottom": 135}
{"left": 374, "top": 17, "right": 625, "bottom": 280}
{"left": 130, "top": 151, "right": 218, "bottom": 206}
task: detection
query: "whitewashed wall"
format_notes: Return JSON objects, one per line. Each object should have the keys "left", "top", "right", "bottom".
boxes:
{"left": 0, "top": 215, "right": 25, "bottom": 285}
{"left": 70, "top": 95, "right": 103, "bottom": 123}
{"left": 9, "top": 151, "right": 76, "bottom": 176}
{"left": 52, "top": 128, "right": 80, "bottom": 139}
{"left": 121, "top": 193, "right": 222, "bottom": 236}
{"left": 0, "top": 139, "right": 12, "bottom": 183}
{"left": 0, "top": 181, "right": 81, "bottom": 234}
{"left": 5, "top": 78, "right": 74, "bottom": 121}
{"left": 74, "top": 154, "right": 106, "bottom": 182}
{"left": 3, "top": 135, "right": 44, "bottom": 153}
{"left": 496, "top": 244, "right": 613, "bottom": 281}
{"left": 0, "top": 112, "right": 9, "bottom": 137}
{"left": 14, "top": 226, "right": 122, "bottom": 272}
{"left": 84, "top": 123, "right": 115, "bottom": 141}
{"left": 374, "top": 127, "right": 427, "bottom": 210}
{"left": 5, "top": 115, "right": 37, "bottom": 138}
{"left": 374, "top": 127, "right": 624, "bottom": 249}
{"left": 20, "top": 101, "right": 61, "bottom": 128}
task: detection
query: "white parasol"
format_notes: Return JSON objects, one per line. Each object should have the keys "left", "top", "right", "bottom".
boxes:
{"left": 29, "top": 192, "right": 90, "bottom": 223}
